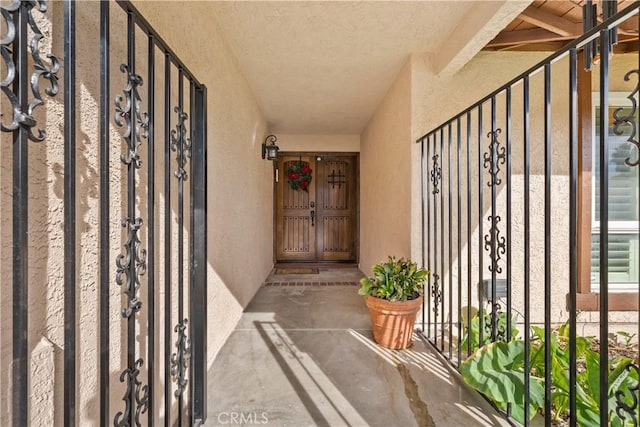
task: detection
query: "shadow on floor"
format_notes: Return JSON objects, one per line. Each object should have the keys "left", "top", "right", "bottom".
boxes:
{"left": 204, "top": 277, "right": 509, "bottom": 427}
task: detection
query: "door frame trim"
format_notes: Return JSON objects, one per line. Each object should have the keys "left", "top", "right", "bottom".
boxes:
{"left": 273, "top": 151, "right": 360, "bottom": 264}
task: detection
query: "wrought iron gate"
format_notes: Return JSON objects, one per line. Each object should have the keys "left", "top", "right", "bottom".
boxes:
{"left": 1, "top": 1, "right": 207, "bottom": 425}
{"left": 417, "top": 2, "right": 639, "bottom": 426}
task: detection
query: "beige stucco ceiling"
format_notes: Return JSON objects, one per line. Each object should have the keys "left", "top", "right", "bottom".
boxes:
{"left": 210, "top": 1, "right": 531, "bottom": 134}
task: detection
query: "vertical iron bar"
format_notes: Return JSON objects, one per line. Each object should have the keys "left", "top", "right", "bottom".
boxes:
{"left": 63, "top": 1, "right": 77, "bottom": 425}
{"left": 177, "top": 69, "right": 185, "bottom": 427}
{"left": 523, "top": 75, "right": 531, "bottom": 426}
{"left": 126, "top": 12, "right": 136, "bottom": 427}
{"left": 147, "top": 33, "right": 156, "bottom": 427}
{"left": 466, "top": 111, "right": 472, "bottom": 357}
{"left": 440, "top": 127, "right": 445, "bottom": 351}
{"left": 598, "top": 29, "right": 610, "bottom": 427}
{"left": 12, "top": 4, "right": 28, "bottom": 425}
{"left": 421, "top": 139, "right": 426, "bottom": 333}
{"left": 478, "top": 105, "right": 484, "bottom": 347}
{"left": 433, "top": 132, "right": 438, "bottom": 345}
{"left": 456, "top": 117, "right": 462, "bottom": 367}
{"left": 164, "top": 52, "right": 172, "bottom": 427}
{"left": 426, "top": 135, "right": 431, "bottom": 340}
{"left": 448, "top": 122, "right": 453, "bottom": 360}
{"left": 544, "top": 62, "right": 552, "bottom": 426}
{"left": 490, "top": 96, "right": 497, "bottom": 342}
{"left": 192, "top": 85, "right": 208, "bottom": 424}
{"left": 99, "top": 1, "right": 110, "bottom": 425}
{"left": 568, "top": 47, "right": 578, "bottom": 427}
{"left": 189, "top": 79, "right": 195, "bottom": 426}
{"left": 506, "top": 82, "right": 513, "bottom": 420}
{"left": 583, "top": 1, "right": 593, "bottom": 71}
{"left": 506, "top": 86, "right": 512, "bottom": 344}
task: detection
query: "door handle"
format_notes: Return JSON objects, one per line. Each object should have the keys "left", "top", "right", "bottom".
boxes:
{"left": 310, "top": 210, "right": 315, "bottom": 227}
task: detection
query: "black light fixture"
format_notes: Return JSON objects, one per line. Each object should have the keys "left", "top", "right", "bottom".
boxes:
{"left": 262, "top": 134, "right": 279, "bottom": 161}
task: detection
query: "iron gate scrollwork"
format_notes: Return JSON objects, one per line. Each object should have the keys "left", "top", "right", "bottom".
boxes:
{"left": 1, "top": 1, "right": 60, "bottom": 425}
{"left": 2, "top": 0, "right": 208, "bottom": 425}
{"left": 417, "top": 3, "right": 640, "bottom": 425}
{"left": 612, "top": 63, "right": 640, "bottom": 427}
{"left": 114, "top": 60, "right": 151, "bottom": 427}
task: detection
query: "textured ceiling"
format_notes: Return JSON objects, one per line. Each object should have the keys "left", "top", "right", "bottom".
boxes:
{"left": 210, "top": 1, "right": 528, "bottom": 134}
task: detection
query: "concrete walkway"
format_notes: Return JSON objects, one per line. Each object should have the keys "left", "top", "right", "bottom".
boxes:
{"left": 204, "top": 268, "right": 510, "bottom": 427}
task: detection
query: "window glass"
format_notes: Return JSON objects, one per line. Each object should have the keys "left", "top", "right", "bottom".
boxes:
{"left": 591, "top": 95, "right": 640, "bottom": 289}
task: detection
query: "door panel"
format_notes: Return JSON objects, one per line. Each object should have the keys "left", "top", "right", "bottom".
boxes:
{"left": 276, "top": 156, "right": 316, "bottom": 260}
{"left": 317, "top": 157, "right": 356, "bottom": 260}
{"left": 276, "top": 154, "right": 357, "bottom": 262}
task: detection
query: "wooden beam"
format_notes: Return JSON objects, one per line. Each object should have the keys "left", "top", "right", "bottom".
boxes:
{"left": 494, "top": 41, "right": 568, "bottom": 52}
{"left": 577, "top": 53, "right": 592, "bottom": 297}
{"left": 616, "top": 20, "right": 639, "bottom": 36}
{"left": 486, "top": 28, "right": 574, "bottom": 48}
{"left": 519, "top": 5, "right": 582, "bottom": 37}
{"left": 595, "top": 0, "right": 639, "bottom": 36}
{"left": 570, "top": 292, "right": 639, "bottom": 311}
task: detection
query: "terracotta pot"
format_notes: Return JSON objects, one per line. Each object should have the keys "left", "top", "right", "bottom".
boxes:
{"left": 365, "top": 295, "right": 423, "bottom": 350}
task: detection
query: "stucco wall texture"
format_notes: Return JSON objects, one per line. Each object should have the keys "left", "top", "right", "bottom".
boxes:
{"left": 408, "top": 51, "right": 638, "bottom": 337}
{"left": 360, "top": 48, "right": 637, "bottom": 350}
{"left": 2, "top": 2, "right": 640, "bottom": 425}
{"left": 133, "top": 0, "right": 275, "bottom": 414}
{"left": 1, "top": 1, "right": 273, "bottom": 425}
{"left": 276, "top": 134, "right": 360, "bottom": 153}
{"left": 360, "top": 61, "right": 413, "bottom": 273}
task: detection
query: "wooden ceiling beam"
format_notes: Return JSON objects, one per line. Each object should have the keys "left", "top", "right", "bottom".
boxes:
{"left": 494, "top": 41, "right": 568, "bottom": 52}
{"left": 519, "top": 5, "right": 582, "bottom": 37}
{"left": 594, "top": 0, "right": 639, "bottom": 36}
{"left": 486, "top": 28, "right": 574, "bottom": 48}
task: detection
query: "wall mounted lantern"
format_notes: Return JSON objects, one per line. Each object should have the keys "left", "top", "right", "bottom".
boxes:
{"left": 262, "top": 134, "right": 279, "bottom": 161}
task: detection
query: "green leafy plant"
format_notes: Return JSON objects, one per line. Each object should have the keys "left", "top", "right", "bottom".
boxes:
{"left": 460, "top": 340, "right": 545, "bottom": 422}
{"left": 460, "top": 321, "right": 639, "bottom": 425}
{"left": 358, "top": 256, "right": 428, "bottom": 302}
{"left": 617, "top": 331, "right": 637, "bottom": 347}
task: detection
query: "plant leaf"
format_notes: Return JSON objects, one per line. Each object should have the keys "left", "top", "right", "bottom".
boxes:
{"left": 460, "top": 341, "right": 544, "bottom": 422}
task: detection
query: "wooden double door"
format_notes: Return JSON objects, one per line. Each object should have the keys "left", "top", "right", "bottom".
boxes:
{"left": 276, "top": 154, "right": 358, "bottom": 262}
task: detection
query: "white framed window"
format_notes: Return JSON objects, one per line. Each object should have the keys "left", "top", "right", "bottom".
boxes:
{"left": 591, "top": 92, "right": 640, "bottom": 293}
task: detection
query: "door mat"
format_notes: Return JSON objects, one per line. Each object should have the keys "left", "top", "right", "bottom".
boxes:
{"left": 264, "top": 281, "right": 358, "bottom": 287}
{"left": 275, "top": 268, "right": 319, "bottom": 275}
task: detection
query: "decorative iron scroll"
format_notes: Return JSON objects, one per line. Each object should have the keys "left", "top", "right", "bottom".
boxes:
{"left": 115, "top": 217, "right": 147, "bottom": 318}
{"left": 483, "top": 129, "right": 507, "bottom": 273}
{"left": 113, "top": 358, "right": 150, "bottom": 427}
{"left": 430, "top": 154, "right": 441, "bottom": 195}
{"left": 170, "top": 107, "right": 191, "bottom": 181}
{"left": 1, "top": 0, "right": 59, "bottom": 140}
{"left": 114, "top": 64, "right": 149, "bottom": 426}
{"left": 484, "top": 215, "right": 506, "bottom": 274}
{"left": 431, "top": 274, "right": 441, "bottom": 318}
{"left": 615, "top": 362, "right": 640, "bottom": 426}
{"left": 483, "top": 129, "right": 506, "bottom": 187}
{"left": 613, "top": 69, "right": 640, "bottom": 167}
{"left": 171, "top": 319, "right": 191, "bottom": 397}
{"left": 115, "top": 64, "right": 149, "bottom": 169}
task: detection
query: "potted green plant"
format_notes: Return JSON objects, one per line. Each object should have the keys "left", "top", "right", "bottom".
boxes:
{"left": 359, "top": 256, "right": 428, "bottom": 349}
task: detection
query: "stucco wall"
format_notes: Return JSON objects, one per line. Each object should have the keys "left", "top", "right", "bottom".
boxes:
{"left": 359, "top": 61, "right": 413, "bottom": 273}
{"left": 276, "top": 134, "right": 360, "bottom": 153}
{"left": 133, "top": 0, "right": 274, "bottom": 387}
{"left": 0, "top": 1, "right": 273, "bottom": 424}
{"left": 409, "top": 51, "right": 639, "bottom": 339}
